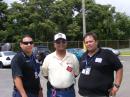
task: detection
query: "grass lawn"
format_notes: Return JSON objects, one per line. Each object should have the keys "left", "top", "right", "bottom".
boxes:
{"left": 120, "top": 51, "right": 130, "bottom": 56}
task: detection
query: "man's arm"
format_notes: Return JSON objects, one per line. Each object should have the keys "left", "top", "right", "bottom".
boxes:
{"left": 109, "top": 68, "right": 123, "bottom": 96}
{"left": 41, "top": 56, "right": 49, "bottom": 80}
{"left": 38, "top": 83, "right": 43, "bottom": 97}
{"left": 14, "top": 76, "right": 27, "bottom": 97}
{"left": 114, "top": 68, "right": 123, "bottom": 86}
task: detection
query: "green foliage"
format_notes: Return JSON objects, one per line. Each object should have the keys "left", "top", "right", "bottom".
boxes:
{"left": 0, "top": 0, "right": 130, "bottom": 43}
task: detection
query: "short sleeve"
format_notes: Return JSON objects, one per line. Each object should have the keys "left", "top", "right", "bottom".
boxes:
{"left": 41, "top": 55, "right": 49, "bottom": 77}
{"left": 107, "top": 50, "right": 123, "bottom": 71}
{"left": 11, "top": 54, "right": 23, "bottom": 78}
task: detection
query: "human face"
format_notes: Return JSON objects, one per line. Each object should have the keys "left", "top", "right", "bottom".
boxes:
{"left": 20, "top": 37, "right": 34, "bottom": 55}
{"left": 54, "top": 39, "right": 67, "bottom": 51}
{"left": 84, "top": 35, "right": 98, "bottom": 53}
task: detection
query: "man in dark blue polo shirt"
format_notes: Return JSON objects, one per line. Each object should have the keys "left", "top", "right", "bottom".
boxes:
{"left": 78, "top": 32, "right": 123, "bottom": 97}
{"left": 11, "top": 35, "right": 43, "bottom": 97}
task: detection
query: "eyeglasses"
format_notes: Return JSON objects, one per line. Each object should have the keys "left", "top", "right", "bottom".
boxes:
{"left": 22, "top": 41, "right": 33, "bottom": 45}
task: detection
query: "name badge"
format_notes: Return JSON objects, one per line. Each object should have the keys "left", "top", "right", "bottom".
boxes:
{"left": 95, "top": 58, "right": 102, "bottom": 63}
{"left": 66, "top": 66, "right": 72, "bottom": 72}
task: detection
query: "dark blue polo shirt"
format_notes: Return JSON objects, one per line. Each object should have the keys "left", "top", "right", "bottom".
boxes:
{"left": 78, "top": 48, "right": 123, "bottom": 96}
{"left": 11, "top": 51, "right": 40, "bottom": 95}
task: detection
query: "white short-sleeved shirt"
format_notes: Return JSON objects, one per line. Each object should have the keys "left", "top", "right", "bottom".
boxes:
{"left": 41, "top": 51, "right": 79, "bottom": 88}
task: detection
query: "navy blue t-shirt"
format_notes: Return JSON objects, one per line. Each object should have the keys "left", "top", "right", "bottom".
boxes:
{"left": 11, "top": 51, "right": 40, "bottom": 95}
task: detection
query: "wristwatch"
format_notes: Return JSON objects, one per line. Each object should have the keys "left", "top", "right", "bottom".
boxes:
{"left": 114, "top": 83, "right": 120, "bottom": 88}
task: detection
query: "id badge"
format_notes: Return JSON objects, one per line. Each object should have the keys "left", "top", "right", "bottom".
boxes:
{"left": 85, "top": 67, "right": 91, "bottom": 75}
{"left": 35, "top": 72, "right": 39, "bottom": 79}
{"left": 82, "top": 69, "right": 86, "bottom": 74}
{"left": 81, "top": 68, "right": 91, "bottom": 75}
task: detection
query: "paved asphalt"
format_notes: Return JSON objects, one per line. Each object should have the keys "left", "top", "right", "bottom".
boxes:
{"left": 0, "top": 56, "right": 130, "bottom": 97}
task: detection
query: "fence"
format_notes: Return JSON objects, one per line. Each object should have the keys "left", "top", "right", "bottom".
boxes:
{"left": 8, "top": 40, "right": 130, "bottom": 51}
{"left": 100, "top": 40, "right": 130, "bottom": 49}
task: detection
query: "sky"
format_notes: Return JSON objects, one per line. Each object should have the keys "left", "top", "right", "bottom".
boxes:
{"left": 4, "top": 0, "right": 20, "bottom": 4}
{"left": 3, "top": 0, "right": 130, "bottom": 16}
{"left": 96, "top": 0, "right": 130, "bottom": 16}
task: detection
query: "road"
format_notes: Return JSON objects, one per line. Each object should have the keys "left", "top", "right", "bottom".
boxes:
{"left": 0, "top": 56, "right": 130, "bottom": 97}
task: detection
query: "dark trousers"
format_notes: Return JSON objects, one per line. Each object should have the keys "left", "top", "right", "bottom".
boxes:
{"left": 12, "top": 90, "right": 38, "bottom": 97}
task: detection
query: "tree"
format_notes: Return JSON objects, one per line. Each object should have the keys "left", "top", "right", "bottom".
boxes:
{"left": 7, "top": 0, "right": 57, "bottom": 42}
{"left": 114, "top": 12, "right": 130, "bottom": 39}
{"left": 1, "top": 0, "right": 130, "bottom": 43}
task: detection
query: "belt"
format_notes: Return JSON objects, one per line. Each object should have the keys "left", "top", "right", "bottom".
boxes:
{"left": 47, "top": 81, "right": 74, "bottom": 91}
{"left": 55, "top": 84, "right": 74, "bottom": 91}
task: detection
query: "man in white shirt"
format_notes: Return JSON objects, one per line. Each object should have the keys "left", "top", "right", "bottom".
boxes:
{"left": 41, "top": 33, "right": 79, "bottom": 97}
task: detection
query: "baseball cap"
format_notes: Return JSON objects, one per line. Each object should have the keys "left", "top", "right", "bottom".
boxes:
{"left": 54, "top": 33, "right": 66, "bottom": 41}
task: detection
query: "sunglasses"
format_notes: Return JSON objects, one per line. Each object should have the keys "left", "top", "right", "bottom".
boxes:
{"left": 55, "top": 39, "right": 66, "bottom": 44}
{"left": 22, "top": 41, "right": 33, "bottom": 45}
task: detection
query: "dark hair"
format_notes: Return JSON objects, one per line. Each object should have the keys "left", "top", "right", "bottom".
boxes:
{"left": 83, "top": 32, "right": 98, "bottom": 41}
{"left": 20, "top": 34, "right": 33, "bottom": 42}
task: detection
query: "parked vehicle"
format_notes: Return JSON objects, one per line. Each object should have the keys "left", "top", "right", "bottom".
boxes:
{"left": 33, "top": 45, "right": 51, "bottom": 65}
{"left": 102, "top": 47, "right": 120, "bottom": 56}
{"left": 0, "top": 51, "right": 16, "bottom": 68}
{"left": 67, "top": 48, "right": 85, "bottom": 61}
{"left": 67, "top": 47, "right": 120, "bottom": 61}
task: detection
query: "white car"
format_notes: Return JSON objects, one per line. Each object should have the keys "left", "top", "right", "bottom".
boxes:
{"left": 0, "top": 51, "right": 16, "bottom": 68}
{"left": 102, "top": 47, "right": 120, "bottom": 56}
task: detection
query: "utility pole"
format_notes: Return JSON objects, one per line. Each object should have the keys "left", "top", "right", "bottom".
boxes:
{"left": 82, "top": 0, "right": 86, "bottom": 49}
{"left": 82, "top": 0, "right": 86, "bottom": 37}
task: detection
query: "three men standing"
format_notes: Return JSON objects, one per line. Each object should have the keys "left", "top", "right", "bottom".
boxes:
{"left": 11, "top": 32, "right": 123, "bottom": 97}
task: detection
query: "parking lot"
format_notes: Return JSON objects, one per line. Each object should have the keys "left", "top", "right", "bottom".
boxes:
{"left": 0, "top": 56, "right": 130, "bottom": 97}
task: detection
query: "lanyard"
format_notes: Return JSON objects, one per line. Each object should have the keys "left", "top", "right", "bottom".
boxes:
{"left": 85, "top": 54, "right": 97, "bottom": 68}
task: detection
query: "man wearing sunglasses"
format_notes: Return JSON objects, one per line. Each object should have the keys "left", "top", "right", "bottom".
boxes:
{"left": 11, "top": 35, "right": 43, "bottom": 97}
{"left": 42, "top": 33, "right": 79, "bottom": 97}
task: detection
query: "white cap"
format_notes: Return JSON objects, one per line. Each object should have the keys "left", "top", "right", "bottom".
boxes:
{"left": 54, "top": 33, "right": 66, "bottom": 41}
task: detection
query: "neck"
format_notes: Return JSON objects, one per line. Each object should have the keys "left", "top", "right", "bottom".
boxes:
{"left": 88, "top": 48, "right": 99, "bottom": 57}
{"left": 24, "top": 51, "right": 32, "bottom": 56}
{"left": 56, "top": 50, "right": 66, "bottom": 60}
{"left": 21, "top": 49, "right": 32, "bottom": 56}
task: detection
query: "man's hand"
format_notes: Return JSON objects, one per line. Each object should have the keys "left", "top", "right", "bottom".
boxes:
{"left": 109, "top": 86, "right": 119, "bottom": 96}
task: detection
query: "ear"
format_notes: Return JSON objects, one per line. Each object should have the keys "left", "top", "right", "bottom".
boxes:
{"left": 20, "top": 42, "right": 23, "bottom": 48}
{"left": 54, "top": 43, "right": 56, "bottom": 48}
{"left": 96, "top": 40, "right": 99, "bottom": 47}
